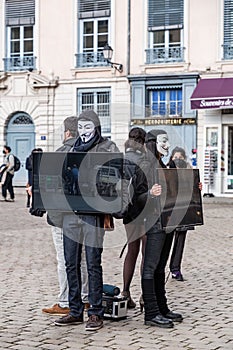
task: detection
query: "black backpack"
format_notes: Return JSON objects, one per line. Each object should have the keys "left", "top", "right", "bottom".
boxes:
{"left": 14, "top": 156, "right": 21, "bottom": 172}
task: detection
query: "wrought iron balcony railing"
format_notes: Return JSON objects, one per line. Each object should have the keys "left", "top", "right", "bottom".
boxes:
{"left": 222, "top": 44, "right": 233, "bottom": 60}
{"left": 145, "top": 46, "right": 185, "bottom": 64}
{"left": 76, "top": 52, "right": 109, "bottom": 68}
{"left": 3, "top": 56, "right": 36, "bottom": 71}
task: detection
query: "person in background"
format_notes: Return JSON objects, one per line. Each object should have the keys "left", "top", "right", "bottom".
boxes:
{"left": 42, "top": 116, "right": 89, "bottom": 316}
{"left": 167, "top": 146, "right": 201, "bottom": 281}
{"left": 134, "top": 129, "right": 183, "bottom": 328}
{"left": 1, "top": 145, "right": 15, "bottom": 202}
{"left": 25, "top": 148, "right": 43, "bottom": 208}
{"left": 191, "top": 148, "right": 197, "bottom": 168}
{"left": 121, "top": 127, "right": 147, "bottom": 309}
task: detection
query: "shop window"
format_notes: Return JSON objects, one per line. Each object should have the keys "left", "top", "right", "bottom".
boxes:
{"left": 206, "top": 127, "right": 218, "bottom": 147}
{"left": 205, "top": 127, "right": 218, "bottom": 173}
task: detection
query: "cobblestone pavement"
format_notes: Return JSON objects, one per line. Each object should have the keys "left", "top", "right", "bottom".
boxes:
{"left": 0, "top": 189, "right": 233, "bottom": 350}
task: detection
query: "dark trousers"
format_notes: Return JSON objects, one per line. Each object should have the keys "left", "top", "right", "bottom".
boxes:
{"left": 2, "top": 173, "right": 14, "bottom": 199}
{"left": 169, "top": 230, "right": 187, "bottom": 273}
{"left": 63, "top": 214, "right": 104, "bottom": 318}
{"left": 142, "top": 223, "right": 174, "bottom": 320}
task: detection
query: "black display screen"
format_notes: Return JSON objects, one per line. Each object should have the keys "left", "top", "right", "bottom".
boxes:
{"left": 32, "top": 152, "right": 123, "bottom": 214}
{"left": 157, "top": 168, "right": 204, "bottom": 231}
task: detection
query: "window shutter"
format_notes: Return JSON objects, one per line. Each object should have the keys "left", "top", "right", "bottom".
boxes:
{"left": 148, "top": 0, "right": 183, "bottom": 31}
{"left": 78, "top": 0, "right": 111, "bottom": 19}
{"left": 224, "top": 0, "right": 233, "bottom": 43}
{"left": 5, "top": 0, "right": 35, "bottom": 26}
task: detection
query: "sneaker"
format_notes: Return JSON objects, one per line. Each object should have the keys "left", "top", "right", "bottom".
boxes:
{"left": 42, "top": 303, "right": 70, "bottom": 316}
{"left": 171, "top": 271, "right": 184, "bottom": 281}
{"left": 1, "top": 197, "right": 7, "bottom": 201}
{"left": 7, "top": 198, "right": 15, "bottom": 202}
{"left": 54, "top": 314, "right": 83, "bottom": 326}
{"left": 85, "top": 315, "right": 103, "bottom": 331}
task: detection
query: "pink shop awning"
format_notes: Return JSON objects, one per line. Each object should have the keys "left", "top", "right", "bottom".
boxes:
{"left": 190, "top": 78, "right": 233, "bottom": 109}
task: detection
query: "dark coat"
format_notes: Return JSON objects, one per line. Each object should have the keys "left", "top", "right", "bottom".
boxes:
{"left": 70, "top": 137, "right": 120, "bottom": 229}
{"left": 46, "top": 137, "right": 77, "bottom": 227}
{"left": 133, "top": 155, "right": 166, "bottom": 230}
{"left": 122, "top": 148, "right": 145, "bottom": 225}
{"left": 26, "top": 155, "right": 33, "bottom": 185}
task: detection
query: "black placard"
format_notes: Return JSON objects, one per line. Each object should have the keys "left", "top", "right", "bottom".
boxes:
{"left": 32, "top": 152, "right": 123, "bottom": 214}
{"left": 157, "top": 168, "right": 204, "bottom": 231}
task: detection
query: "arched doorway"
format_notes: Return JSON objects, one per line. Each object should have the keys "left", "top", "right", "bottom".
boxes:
{"left": 6, "top": 112, "right": 35, "bottom": 186}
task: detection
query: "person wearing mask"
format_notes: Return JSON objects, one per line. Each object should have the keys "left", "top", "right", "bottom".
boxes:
{"left": 134, "top": 129, "right": 183, "bottom": 328}
{"left": 54, "top": 110, "right": 119, "bottom": 331}
{"left": 42, "top": 116, "right": 89, "bottom": 316}
{"left": 167, "top": 146, "right": 201, "bottom": 281}
{"left": 121, "top": 127, "right": 147, "bottom": 309}
{"left": 1, "top": 145, "right": 15, "bottom": 202}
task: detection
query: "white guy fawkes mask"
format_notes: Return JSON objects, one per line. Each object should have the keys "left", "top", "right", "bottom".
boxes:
{"left": 156, "top": 134, "right": 170, "bottom": 157}
{"left": 78, "top": 120, "right": 96, "bottom": 143}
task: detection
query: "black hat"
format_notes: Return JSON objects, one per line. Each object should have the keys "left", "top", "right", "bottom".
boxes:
{"left": 145, "top": 129, "right": 167, "bottom": 143}
{"left": 77, "top": 109, "right": 100, "bottom": 127}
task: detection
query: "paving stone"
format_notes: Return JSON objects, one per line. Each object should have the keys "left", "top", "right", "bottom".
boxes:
{"left": 0, "top": 190, "right": 233, "bottom": 349}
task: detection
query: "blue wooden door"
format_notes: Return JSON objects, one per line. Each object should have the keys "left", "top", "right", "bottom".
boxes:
{"left": 7, "top": 133, "right": 35, "bottom": 185}
{"left": 7, "top": 113, "right": 35, "bottom": 186}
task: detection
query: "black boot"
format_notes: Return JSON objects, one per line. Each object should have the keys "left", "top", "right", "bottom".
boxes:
{"left": 145, "top": 314, "right": 174, "bottom": 328}
{"left": 142, "top": 279, "right": 159, "bottom": 319}
{"left": 164, "top": 310, "right": 183, "bottom": 322}
{"left": 154, "top": 272, "right": 170, "bottom": 315}
{"left": 154, "top": 272, "right": 183, "bottom": 322}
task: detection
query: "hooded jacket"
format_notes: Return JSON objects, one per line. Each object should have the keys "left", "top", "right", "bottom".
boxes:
{"left": 66, "top": 110, "right": 120, "bottom": 229}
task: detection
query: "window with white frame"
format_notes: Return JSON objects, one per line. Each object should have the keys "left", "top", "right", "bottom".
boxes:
{"left": 8, "top": 26, "right": 33, "bottom": 59}
{"left": 223, "top": 0, "right": 233, "bottom": 59}
{"left": 80, "top": 18, "right": 109, "bottom": 54}
{"left": 146, "top": 0, "right": 184, "bottom": 63}
{"left": 77, "top": 0, "right": 111, "bottom": 67}
{"left": 150, "top": 88, "right": 182, "bottom": 117}
{"left": 5, "top": 0, "right": 35, "bottom": 71}
{"left": 77, "top": 89, "right": 111, "bottom": 134}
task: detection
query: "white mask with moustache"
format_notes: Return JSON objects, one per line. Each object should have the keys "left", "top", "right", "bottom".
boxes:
{"left": 156, "top": 134, "right": 170, "bottom": 157}
{"left": 78, "top": 120, "right": 96, "bottom": 143}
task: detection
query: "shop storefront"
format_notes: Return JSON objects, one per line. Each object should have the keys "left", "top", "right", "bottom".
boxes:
{"left": 191, "top": 77, "right": 233, "bottom": 196}
{"left": 129, "top": 74, "right": 198, "bottom": 163}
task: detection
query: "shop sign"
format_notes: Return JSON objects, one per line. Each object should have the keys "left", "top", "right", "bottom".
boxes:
{"left": 130, "top": 118, "right": 196, "bottom": 126}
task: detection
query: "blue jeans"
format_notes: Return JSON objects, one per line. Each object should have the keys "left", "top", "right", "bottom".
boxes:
{"left": 63, "top": 214, "right": 104, "bottom": 318}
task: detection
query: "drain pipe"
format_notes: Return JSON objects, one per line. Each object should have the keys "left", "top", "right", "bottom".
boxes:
{"left": 127, "top": 0, "right": 131, "bottom": 76}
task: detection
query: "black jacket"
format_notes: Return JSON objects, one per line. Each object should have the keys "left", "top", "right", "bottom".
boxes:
{"left": 122, "top": 148, "right": 145, "bottom": 224}
{"left": 132, "top": 155, "right": 166, "bottom": 229}
{"left": 46, "top": 137, "right": 77, "bottom": 227}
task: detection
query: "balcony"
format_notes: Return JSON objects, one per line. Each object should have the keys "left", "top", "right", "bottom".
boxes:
{"left": 76, "top": 52, "right": 109, "bottom": 68}
{"left": 3, "top": 56, "right": 36, "bottom": 72}
{"left": 145, "top": 46, "right": 185, "bottom": 64}
{"left": 222, "top": 44, "right": 233, "bottom": 60}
